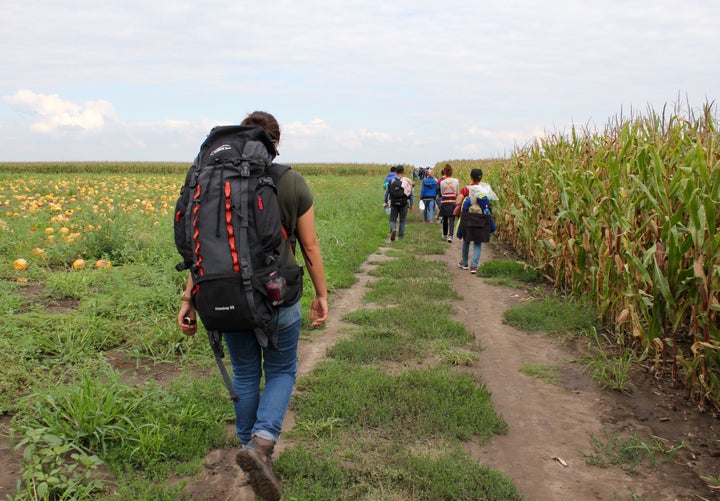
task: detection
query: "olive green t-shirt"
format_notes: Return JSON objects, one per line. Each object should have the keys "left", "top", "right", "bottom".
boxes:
{"left": 275, "top": 167, "right": 313, "bottom": 267}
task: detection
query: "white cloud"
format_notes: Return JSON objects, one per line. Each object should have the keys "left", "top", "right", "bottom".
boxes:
{"left": 283, "top": 119, "right": 329, "bottom": 137}
{"left": 4, "top": 90, "right": 116, "bottom": 133}
{"left": 0, "top": 1, "right": 718, "bottom": 162}
{"left": 282, "top": 119, "right": 400, "bottom": 152}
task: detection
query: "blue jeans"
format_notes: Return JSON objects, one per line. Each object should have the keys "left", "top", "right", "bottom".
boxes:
{"left": 461, "top": 240, "right": 482, "bottom": 268}
{"left": 223, "top": 301, "right": 302, "bottom": 445}
{"left": 422, "top": 199, "right": 435, "bottom": 222}
{"left": 389, "top": 205, "right": 409, "bottom": 237}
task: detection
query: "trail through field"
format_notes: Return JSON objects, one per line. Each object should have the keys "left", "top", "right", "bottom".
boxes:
{"left": 2, "top": 240, "right": 717, "bottom": 500}
{"left": 440, "top": 243, "right": 717, "bottom": 501}
{"left": 183, "top": 239, "right": 718, "bottom": 500}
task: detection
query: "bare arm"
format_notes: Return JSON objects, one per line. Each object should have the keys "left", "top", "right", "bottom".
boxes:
{"left": 178, "top": 276, "right": 197, "bottom": 335}
{"left": 297, "top": 206, "right": 329, "bottom": 327}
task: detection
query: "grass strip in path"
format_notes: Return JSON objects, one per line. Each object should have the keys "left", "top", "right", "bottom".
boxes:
{"left": 280, "top": 220, "right": 521, "bottom": 500}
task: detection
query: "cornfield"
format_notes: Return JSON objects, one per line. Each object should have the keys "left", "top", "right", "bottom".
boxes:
{"left": 494, "top": 103, "right": 720, "bottom": 409}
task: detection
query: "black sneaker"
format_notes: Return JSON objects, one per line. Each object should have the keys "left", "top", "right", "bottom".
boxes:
{"left": 390, "top": 230, "right": 396, "bottom": 241}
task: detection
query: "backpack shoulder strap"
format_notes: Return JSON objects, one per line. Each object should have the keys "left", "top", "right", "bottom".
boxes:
{"left": 267, "top": 163, "right": 291, "bottom": 184}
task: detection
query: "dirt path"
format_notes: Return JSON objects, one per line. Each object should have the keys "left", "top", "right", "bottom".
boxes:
{"left": 441, "top": 243, "right": 717, "bottom": 500}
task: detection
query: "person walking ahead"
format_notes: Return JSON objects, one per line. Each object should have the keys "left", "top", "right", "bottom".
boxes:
{"left": 455, "top": 168, "right": 498, "bottom": 273}
{"left": 438, "top": 164, "right": 459, "bottom": 242}
{"left": 420, "top": 169, "right": 439, "bottom": 223}
{"left": 177, "top": 111, "right": 328, "bottom": 501}
{"left": 382, "top": 165, "right": 397, "bottom": 207}
{"left": 387, "top": 165, "right": 414, "bottom": 241}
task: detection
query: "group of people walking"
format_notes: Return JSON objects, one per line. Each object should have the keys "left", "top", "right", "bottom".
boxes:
{"left": 384, "top": 163, "right": 498, "bottom": 273}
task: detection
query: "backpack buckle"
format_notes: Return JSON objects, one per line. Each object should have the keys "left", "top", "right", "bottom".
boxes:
{"left": 240, "top": 259, "right": 252, "bottom": 279}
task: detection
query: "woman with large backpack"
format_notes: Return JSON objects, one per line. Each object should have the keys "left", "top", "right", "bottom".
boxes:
{"left": 176, "top": 111, "right": 328, "bottom": 501}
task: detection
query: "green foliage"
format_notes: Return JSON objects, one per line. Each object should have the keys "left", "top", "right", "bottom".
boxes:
{"left": 7, "top": 428, "right": 105, "bottom": 501}
{"left": 583, "top": 428, "right": 684, "bottom": 474}
{"left": 0, "top": 281, "right": 27, "bottom": 314}
{"left": 327, "top": 326, "right": 424, "bottom": 363}
{"left": 275, "top": 446, "right": 352, "bottom": 500}
{"left": 583, "top": 328, "right": 638, "bottom": 392}
{"left": 519, "top": 363, "right": 562, "bottom": 384}
{"left": 98, "top": 478, "right": 187, "bottom": 501}
{"left": 477, "top": 259, "right": 544, "bottom": 283}
{"left": 295, "top": 361, "right": 507, "bottom": 442}
{"left": 400, "top": 448, "right": 522, "bottom": 500}
{"left": 344, "top": 303, "right": 470, "bottom": 344}
{"left": 0, "top": 161, "right": 396, "bottom": 176}
{"left": 365, "top": 253, "right": 460, "bottom": 304}
{"left": 437, "top": 343, "right": 480, "bottom": 367}
{"left": 277, "top": 437, "right": 521, "bottom": 501}
{"left": 282, "top": 218, "right": 517, "bottom": 498}
{"left": 0, "top": 162, "right": 189, "bottom": 174}
{"left": 14, "top": 366, "right": 228, "bottom": 486}
{"left": 307, "top": 175, "right": 388, "bottom": 290}
{"left": 502, "top": 294, "right": 598, "bottom": 335}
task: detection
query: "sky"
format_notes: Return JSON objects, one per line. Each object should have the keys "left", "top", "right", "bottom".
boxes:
{"left": 1, "top": 1, "right": 718, "bottom": 166}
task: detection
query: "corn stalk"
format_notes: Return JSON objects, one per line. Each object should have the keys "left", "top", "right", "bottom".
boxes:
{"left": 496, "top": 103, "right": 720, "bottom": 409}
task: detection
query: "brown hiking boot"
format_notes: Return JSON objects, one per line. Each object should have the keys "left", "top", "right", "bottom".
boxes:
{"left": 236, "top": 436, "right": 282, "bottom": 501}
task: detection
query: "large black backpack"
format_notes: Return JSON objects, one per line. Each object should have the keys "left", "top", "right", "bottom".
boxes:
{"left": 174, "top": 125, "right": 300, "bottom": 348}
{"left": 388, "top": 177, "right": 407, "bottom": 208}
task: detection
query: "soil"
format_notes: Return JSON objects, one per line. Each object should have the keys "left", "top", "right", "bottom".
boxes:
{"left": 2, "top": 240, "right": 719, "bottom": 500}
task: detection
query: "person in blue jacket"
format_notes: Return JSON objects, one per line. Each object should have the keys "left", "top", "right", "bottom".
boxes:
{"left": 419, "top": 169, "right": 439, "bottom": 223}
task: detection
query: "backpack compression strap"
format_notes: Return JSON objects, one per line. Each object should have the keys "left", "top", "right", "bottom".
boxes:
{"left": 208, "top": 330, "right": 239, "bottom": 401}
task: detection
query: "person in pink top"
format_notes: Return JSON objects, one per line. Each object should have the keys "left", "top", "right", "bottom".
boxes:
{"left": 438, "top": 164, "right": 459, "bottom": 243}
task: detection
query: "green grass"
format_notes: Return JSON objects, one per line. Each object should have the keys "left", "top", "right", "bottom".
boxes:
{"left": 2, "top": 175, "right": 518, "bottom": 500}
{"left": 282, "top": 222, "right": 516, "bottom": 499}
{"left": 294, "top": 361, "right": 507, "bottom": 442}
{"left": 519, "top": 363, "right": 562, "bottom": 384}
{"left": 365, "top": 253, "right": 460, "bottom": 304}
{"left": 14, "top": 364, "right": 231, "bottom": 480}
{"left": 582, "top": 328, "right": 639, "bottom": 392}
{"left": 276, "top": 439, "right": 522, "bottom": 500}
{"left": 1, "top": 172, "right": 389, "bottom": 498}
{"left": 583, "top": 428, "right": 684, "bottom": 474}
{"left": 344, "top": 303, "right": 470, "bottom": 344}
{"left": 438, "top": 345, "right": 480, "bottom": 367}
{"left": 477, "top": 259, "right": 544, "bottom": 287}
{"left": 502, "top": 294, "right": 598, "bottom": 335}
{"left": 326, "top": 326, "right": 424, "bottom": 363}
